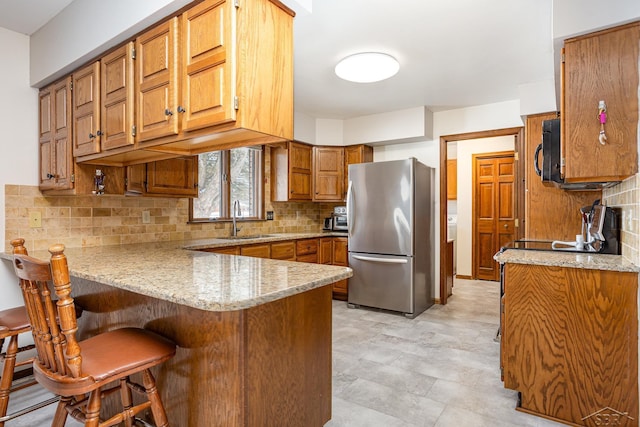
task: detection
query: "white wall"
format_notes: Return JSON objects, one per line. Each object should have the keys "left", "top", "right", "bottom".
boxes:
{"left": 373, "top": 101, "right": 523, "bottom": 299}
{"left": 30, "top": 0, "right": 192, "bottom": 86}
{"left": 0, "top": 27, "right": 38, "bottom": 310}
{"left": 456, "top": 136, "right": 515, "bottom": 277}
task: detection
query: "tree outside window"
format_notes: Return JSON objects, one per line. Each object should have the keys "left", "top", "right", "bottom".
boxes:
{"left": 191, "top": 147, "right": 263, "bottom": 221}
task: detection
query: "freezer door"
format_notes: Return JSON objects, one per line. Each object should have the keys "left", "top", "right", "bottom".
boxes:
{"left": 347, "top": 253, "right": 414, "bottom": 314}
{"left": 347, "top": 159, "right": 414, "bottom": 256}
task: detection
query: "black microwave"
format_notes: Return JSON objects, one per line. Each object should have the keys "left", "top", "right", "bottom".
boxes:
{"left": 534, "top": 118, "right": 562, "bottom": 183}
{"left": 534, "top": 118, "right": 617, "bottom": 190}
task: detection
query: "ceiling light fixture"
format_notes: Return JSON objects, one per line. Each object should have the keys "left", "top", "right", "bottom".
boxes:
{"left": 335, "top": 52, "right": 399, "bottom": 83}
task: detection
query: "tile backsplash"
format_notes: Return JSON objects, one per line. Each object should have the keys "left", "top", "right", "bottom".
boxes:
{"left": 5, "top": 186, "right": 338, "bottom": 253}
{"left": 602, "top": 173, "right": 640, "bottom": 265}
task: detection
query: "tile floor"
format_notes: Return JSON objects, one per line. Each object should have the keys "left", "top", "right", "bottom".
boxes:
{"left": 5, "top": 278, "right": 563, "bottom": 426}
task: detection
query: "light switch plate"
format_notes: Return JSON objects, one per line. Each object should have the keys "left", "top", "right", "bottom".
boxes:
{"left": 29, "top": 211, "right": 42, "bottom": 228}
{"left": 142, "top": 211, "right": 151, "bottom": 224}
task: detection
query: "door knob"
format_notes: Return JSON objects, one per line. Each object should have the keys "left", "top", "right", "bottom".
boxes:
{"left": 504, "top": 224, "right": 508, "bottom": 228}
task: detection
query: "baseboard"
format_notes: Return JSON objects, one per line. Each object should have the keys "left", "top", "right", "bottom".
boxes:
{"left": 433, "top": 298, "right": 441, "bottom": 305}
{"left": 456, "top": 275, "right": 473, "bottom": 280}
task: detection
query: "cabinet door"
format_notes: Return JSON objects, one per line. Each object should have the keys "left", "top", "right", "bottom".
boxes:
{"left": 271, "top": 241, "right": 295, "bottom": 260}
{"left": 332, "top": 237, "right": 348, "bottom": 266}
{"left": 181, "top": 0, "right": 235, "bottom": 132}
{"left": 136, "top": 18, "right": 179, "bottom": 142}
{"left": 446, "top": 159, "right": 457, "bottom": 200}
{"left": 73, "top": 61, "right": 101, "bottom": 156}
{"left": 288, "top": 142, "right": 312, "bottom": 200}
{"left": 563, "top": 22, "right": 639, "bottom": 182}
{"left": 344, "top": 145, "right": 373, "bottom": 198}
{"left": 40, "top": 78, "right": 73, "bottom": 191}
{"left": 318, "top": 238, "right": 332, "bottom": 264}
{"left": 313, "top": 146, "right": 344, "bottom": 201}
{"left": 101, "top": 42, "right": 135, "bottom": 151}
{"left": 146, "top": 156, "right": 198, "bottom": 197}
{"left": 125, "top": 163, "right": 146, "bottom": 195}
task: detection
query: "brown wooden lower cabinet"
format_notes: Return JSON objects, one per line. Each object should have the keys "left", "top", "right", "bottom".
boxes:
{"left": 200, "top": 237, "right": 350, "bottom": 299}
{"left": 331, "top": 237, "right": 348, "bottom": 300}
{"left": 502, "top": 263, "right": 638, "bottom": 426}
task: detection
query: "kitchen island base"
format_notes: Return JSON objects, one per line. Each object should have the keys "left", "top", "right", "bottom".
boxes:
{"left": 72, "top": 278, "right": 332, "bottom": 427}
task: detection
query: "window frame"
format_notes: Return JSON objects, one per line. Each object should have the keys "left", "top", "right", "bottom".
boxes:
{"left": 189, "top": 146, "right": 264, "bottom": 222}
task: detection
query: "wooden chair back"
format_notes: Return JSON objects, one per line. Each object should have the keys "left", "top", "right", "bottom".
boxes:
{"left": 12, "top": 244, "right": 83, "bottom": 380}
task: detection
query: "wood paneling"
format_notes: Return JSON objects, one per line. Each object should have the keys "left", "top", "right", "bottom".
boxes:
{"left": 71, "top": 278, "right": 332, "bottom": 426}
{"left": 525, "top": 113, "right": 600, "bottom": 241}
{"left": 503, "top": 263, "right": 638, "bottom": 425}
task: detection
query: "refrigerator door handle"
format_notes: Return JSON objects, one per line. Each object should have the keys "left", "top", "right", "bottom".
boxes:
{"left": 351, "top": 255, "right": 408, "bottom": 264}
{"left": 347, "top": 180, "right": 354, "bottom": 237}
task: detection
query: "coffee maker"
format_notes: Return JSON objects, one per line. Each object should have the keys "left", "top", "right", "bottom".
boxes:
{"left": 581, "top": 199, "right": 620, "bottom": 254}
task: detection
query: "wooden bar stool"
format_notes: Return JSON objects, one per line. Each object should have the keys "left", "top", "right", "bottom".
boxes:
{"left": 0, "top": 239, "right": 59, "bottom": 426}
{"left": 11, "top": 243, "right": 176, "bottom": 427}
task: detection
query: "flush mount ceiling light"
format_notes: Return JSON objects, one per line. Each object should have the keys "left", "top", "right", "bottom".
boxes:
{"left": 335, "top": 52, "right": 400, "bottom": 83}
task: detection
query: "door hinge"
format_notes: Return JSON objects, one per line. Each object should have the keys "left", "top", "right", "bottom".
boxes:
{"left": 69, "top": 81, "right": 73, "bottom": 91}
{"left": 132, "top": 125, "right": 137, "bottom": 137}
{"left": 234, "top": 96, "right": 239, "bottom": 110}
{"left": 515, "top": 219, "right": 519, "bottom": 228}
{"left": 70, "top": 174, "right": 75, "bottom": 183}
{"left": 124, "top": 177, "right": 128, "bottom": 186}
{"left": 561, "top": 53, "right": 565, "bottom": 63}
{"left": 131, "top": 48, "right": 136, "bottom": 60}
{"left": 234, "top": 0, "right": 240, "bottom": 7}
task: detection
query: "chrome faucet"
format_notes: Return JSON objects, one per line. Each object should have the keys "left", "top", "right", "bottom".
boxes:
{"left": 232, "top": 200, "right": 241, "bottom": 237}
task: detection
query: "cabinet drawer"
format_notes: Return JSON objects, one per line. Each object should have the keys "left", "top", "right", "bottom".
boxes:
{"left": 296, "top": 253, "right": 318, "bottom": 263}
{"left": 271, "top": 241, "right": 295, "bottom": 260}
{"left": 296, "top": 239, "right": 318, "bottom": 256}
{"left": 203, "top": 246, "right": 239, "bottom": 255}
{"left": 240, "top": 244, "right": 271, "bottom": 258}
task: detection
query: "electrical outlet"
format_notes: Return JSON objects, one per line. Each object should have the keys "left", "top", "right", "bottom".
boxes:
{"left": 29, "top": 211, "right": 42, "bottom": 228}
{"left": 266, "top": 211, "right": 274, "bottom": 220}
{"left": 142, "top": 211, "right": 151, "bottom": 224}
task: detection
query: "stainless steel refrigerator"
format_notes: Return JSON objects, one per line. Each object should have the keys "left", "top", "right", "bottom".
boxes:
{"left": 346, "top": 158, "right": 433, "bottom": 318}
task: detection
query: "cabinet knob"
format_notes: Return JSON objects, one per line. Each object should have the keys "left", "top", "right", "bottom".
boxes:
{"left": 177, "top": 106, "right": 186, "bottom": 113}
{"left": 165, "top": 109, "right": 173, "bottom": 116}
{"left": 89, "top": 132, "right": 95, "bottom": 139}
{"left": 47, "top": 173, "right": 55, "bottom": 179}
{"left": 96, "top": 130, "right": 103, "bottom": 136}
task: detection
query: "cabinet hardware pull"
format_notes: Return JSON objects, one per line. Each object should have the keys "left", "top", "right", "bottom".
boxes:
{"left": 177, "top": 106, "right": 186, "bottom": 113}
{"left": 165, "top": 109, "right": 173, "bottom": 116}
{"left": 96, "top": 130, "right": 103, "bottom": 136}
{"left": 89, "top": 133, "right": 95, "bottom": 139}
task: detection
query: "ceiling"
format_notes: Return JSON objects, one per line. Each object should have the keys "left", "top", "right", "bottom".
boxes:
{"left": 0, "top": 0, "right": 555, "bottom": 120}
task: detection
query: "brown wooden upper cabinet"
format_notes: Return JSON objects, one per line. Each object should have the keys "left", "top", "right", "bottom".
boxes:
{"left": 125, "top": 156, "right": 199, "bottom": 197}
{"left": 101, "top": 42, "right": 136, "bottom": 152}
{"left": 446, "top": 159, "right": 457, "bottom": 200}
{"left": 39, "top": 77, "right": 73, "bottom": 191}
{"left": 70, "top": 0, "right": 293, "bottom": 166}
{"left": 562, "top": 21, "right": 639, "bottom": 183}
{"left": 271, "top": 141, "right": 313, "bottom": 201}
{"left": 313, "top": 146, "right": 344, "bottom": 201}
{"left": 344, "top": 145, "right": 373, "bottom": 198}
{"left": 72, "top": 62, "right": 101, "bottom": 157}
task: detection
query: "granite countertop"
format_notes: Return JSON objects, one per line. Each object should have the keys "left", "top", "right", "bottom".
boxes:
{"left": 2, "top": 234, "right": 353, "bottom": 312}
{"left": 183, "top": 231, "right": 348, "bottom": 250}
{"left": 494, "top": 248, "right": 639, "bottom": 273}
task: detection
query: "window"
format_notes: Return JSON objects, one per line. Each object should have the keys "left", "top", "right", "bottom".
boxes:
{"left": 190, "top": 147, "right": 263, "bottom": 221}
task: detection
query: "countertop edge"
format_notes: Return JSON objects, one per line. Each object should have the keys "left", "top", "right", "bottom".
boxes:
{"left": 494, "top": 248, "right": 640, "bottom": 273}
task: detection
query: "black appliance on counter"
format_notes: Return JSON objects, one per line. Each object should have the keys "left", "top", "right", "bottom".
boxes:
{"left": 534, "top": 118, "right": 618, "bottom": 190}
